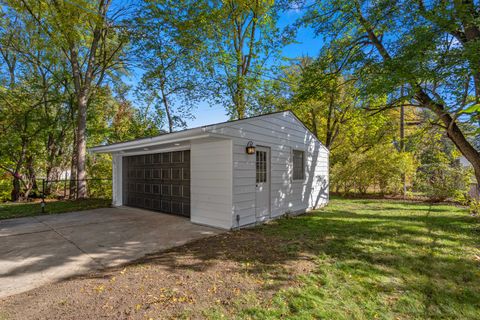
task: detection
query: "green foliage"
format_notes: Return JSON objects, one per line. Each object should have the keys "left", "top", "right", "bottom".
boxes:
{"left": 0, "top": 176, "right": 11, "bottom": 202}
{"left": 132, "top": 1, "right": 209, "bottom": 131}
{"left": 469, "top": 199, "right": 480, "bottom": 216}
{"left": 299, "top": 0, "right": 480, "bottom": 188}
{"left": 415, "top": 163, "right": 471, "bottom": 202}
{"left": 332, "top": 143, "right": 416, "bottom": 194}
{"left": 0, "top": 2, "right": 160, "bottom": 201}
{"left": 414, "top": 132, "right": 473, "bottom": 201}
{"left": 277, "top": 57, "right": 417, "bottom": 196}
{"left": 272, "top": 8, "right": 477, "bottom": 200}
{"left": 1, "top": 0, "right": 477, "bottom": 204}
{"left": 148, "top": 0, "right": 286, "bottom": 119}
{"left": 415, "top": 159, "right": 472, "bottom": 202}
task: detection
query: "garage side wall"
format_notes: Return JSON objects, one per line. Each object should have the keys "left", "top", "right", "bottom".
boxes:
{"left": 112, "top": 153, "right": 123, "bottom": 206}
{"left": 207, "top": 112, "right": 329, "bottom": 227}
{"left": 190, "top": 139, "right": 233, "bottom": 229}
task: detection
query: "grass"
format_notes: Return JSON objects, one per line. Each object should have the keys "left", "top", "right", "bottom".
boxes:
{"left": 0, "top": 198, "right": 112, "bottom": 220}
{"left": 209, "top": 198, "right": 480, "bottom": 319}
{"left": 0, "top": 198, "right": 478, "bottom": 319}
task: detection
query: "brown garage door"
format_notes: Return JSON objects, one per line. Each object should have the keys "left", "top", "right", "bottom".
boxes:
{"left": 123, "top": 150, "right": 190, "bottom": 217}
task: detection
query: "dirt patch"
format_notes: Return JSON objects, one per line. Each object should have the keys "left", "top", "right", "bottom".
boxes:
{"left": 0, "top": 227, "right": 316, "bottom": 319}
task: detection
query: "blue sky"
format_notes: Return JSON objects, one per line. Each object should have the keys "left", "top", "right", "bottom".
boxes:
{"left": 126, "top": 9, "right": 323, "bottom": 129}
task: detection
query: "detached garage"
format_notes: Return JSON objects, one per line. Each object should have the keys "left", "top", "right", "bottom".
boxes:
{"left": 90, "top": 111, "right": 329, "bottom": 229}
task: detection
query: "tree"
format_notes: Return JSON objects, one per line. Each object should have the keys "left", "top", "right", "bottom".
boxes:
{"left": 293, "top": 54, "right": 358, "bottom": 149}
{"left": 132, "top": 0, "right": 205, "bottom": 132}
{"left": 153, "top": 0, "right": 285, "bottom": 119}
{"left": 265, "top": 53, "right": 419, "bottom": 194}
{"left": 300, "top": 0, "right": 480, "bottom": 185}
{"left": 213, "top": 0, "right": 282, "bottom": 119}
{"left": 0, "top": 5, "right": 68, "bottom": 200}
{"left": 13, "top": 0, "right": 129, "bottom": 198}
{"left": 108, "top": 84, "right": 163, "bottom": 142}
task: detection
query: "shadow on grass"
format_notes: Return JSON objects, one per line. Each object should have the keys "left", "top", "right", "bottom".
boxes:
{"left": 2, "top": 199, "right": 477, "bottom": 319}
{"left": 133, "top": 200, "right": 479, "bottom": 318}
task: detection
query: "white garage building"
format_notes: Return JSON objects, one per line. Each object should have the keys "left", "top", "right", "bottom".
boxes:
{"left": 90, "top": 111, "right": 329, "bottom": 229}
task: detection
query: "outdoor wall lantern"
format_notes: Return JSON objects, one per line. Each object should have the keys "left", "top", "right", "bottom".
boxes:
{"left": 246, "top": 141, "right": 256, "bottom": 155}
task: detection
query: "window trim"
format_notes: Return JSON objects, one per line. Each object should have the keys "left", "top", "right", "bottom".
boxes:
{"left": 256, "top": 149, "right": 268, "bottom": 183}
{"left": 292, "top": 149, "right": 305, "bottom": 181}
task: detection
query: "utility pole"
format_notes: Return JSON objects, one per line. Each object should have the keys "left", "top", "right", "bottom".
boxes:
{"left": 400, "top": 86, "right": 406, "bottom": 199}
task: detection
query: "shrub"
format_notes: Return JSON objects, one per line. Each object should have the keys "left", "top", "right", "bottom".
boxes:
{"left": 414, "top": 162, "right": 472, "bottom": 202}
{"left": 331, "top": 144, "right": 416, "bottom": 195}
{"left": 469, "top": 199, "right": 480, "bottom": 216}
{"left": 0, "top": 177, "right": 11, "bottom": 202}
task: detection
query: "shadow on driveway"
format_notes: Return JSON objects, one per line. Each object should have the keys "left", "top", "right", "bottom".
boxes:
{"left": 0, "top": 206, "right": 222, "bottom": 298}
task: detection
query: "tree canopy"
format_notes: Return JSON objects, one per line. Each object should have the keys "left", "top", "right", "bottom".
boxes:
{"left": 0, "top": 0, "right": 478, "bottom": 202}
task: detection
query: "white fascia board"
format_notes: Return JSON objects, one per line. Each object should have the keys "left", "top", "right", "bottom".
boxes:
{"left": 89, "top": 127, "right": 206, "bottom": 154}
{"left": 114, "top": 145, "right": 191, "bottom": 156}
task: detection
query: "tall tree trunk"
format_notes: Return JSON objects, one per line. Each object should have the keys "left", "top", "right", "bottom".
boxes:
{"left": 234, "top": 77, "right": 246, "bottom": 119}
{"left": 70, "top": 131, "right": 78, "bottom": 199}
{"left": 11, "top": 139, "right": 27, "bottom": 201}
{"left": 400, "top": 100, "right": 406, "bottom": 198}
{"left": 310, "top": 108, "right": 319, "bottom": 139}
{"left": 26, "top": 155, "right": 37, "bottom": 197}
{"left": 160, "top": 84, "right": 174, "bottom": 133}
{"left": 236, "top": 89, "right": 246, "bottom": 119}
{"left": 11, "top": 175, "right": 21, "bottom": 202}
{"left": 75, "top": 93, "right": 88, "bottom": 199}
{"left": 325, "top": 92, "right": 335, "bottom": 148}
{"left": 67, "top": 1, "right": 109, "bottom": 199}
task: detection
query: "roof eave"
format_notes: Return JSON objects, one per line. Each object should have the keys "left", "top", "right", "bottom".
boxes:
{"left": 89, "top": 127, "right": 206, "bottom": 154}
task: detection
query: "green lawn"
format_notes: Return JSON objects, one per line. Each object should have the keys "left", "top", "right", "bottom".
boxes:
{"left": 212, "top": 198, "right": 480, "bottom": 319}
{"left": 0, "top": 198, "right": 478, "bottom": 319}
{"left": 0, "top": 198, "right": 112, "bottom": 220}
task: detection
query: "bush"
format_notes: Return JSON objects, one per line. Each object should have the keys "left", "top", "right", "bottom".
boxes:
{"left": 0, "top": 177, "right": 11, "bottom": 202}
{"left": 414, "top": 162, "right": 472, "bottom": 202}
{"left": 331, "top": 144, "right": 416, "bottom": 195}
{"left": 469, "top": 199, "right": 480, "bottom": 216}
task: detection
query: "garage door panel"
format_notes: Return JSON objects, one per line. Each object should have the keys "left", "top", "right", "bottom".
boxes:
{"left": 171, "top": 185, "right": 182, "bottom": 197}
{"left": 161, "top": 200, "right": 171, "bottom": 212}
{"left": 183, "top": 185, "right": 190, "bottom": 198}
{"left": 162, "top": 153, "right": 170, "bottom": 163}
{"left": 171, "top": 201, "right": 181, "bottom": 214}
{"left": 172, "top": 168, "right": 182, "bottom": 180}
{"left": 123, "top": 150, "right": 190, "bottom": 217}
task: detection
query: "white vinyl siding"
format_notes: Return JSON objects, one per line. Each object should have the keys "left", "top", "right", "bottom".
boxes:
{"left": 190, "top": 139, "right": 233, "bottom": 229}
{"left": 206, "top": 111, "right": 329, "bottom": 228}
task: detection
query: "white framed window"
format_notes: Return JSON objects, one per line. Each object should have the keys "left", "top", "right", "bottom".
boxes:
{"left": 256, "top": 150, "right": 267, "bottom": 183}
{"left": 292, "top": 149, "right": 305, "bottom": 180}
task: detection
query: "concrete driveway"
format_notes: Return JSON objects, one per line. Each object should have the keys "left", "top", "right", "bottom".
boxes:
{"left": 0, "top": 207, "right": 222, "bottom": 298}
